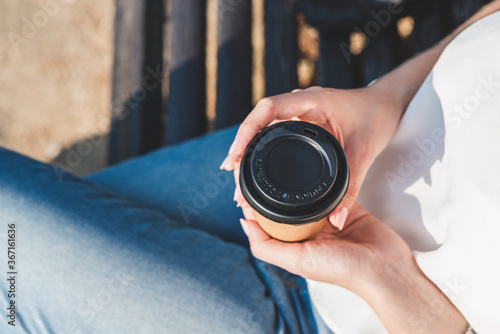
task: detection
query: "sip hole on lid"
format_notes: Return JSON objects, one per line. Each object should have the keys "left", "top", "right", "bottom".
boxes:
{"left": 303, "top": 128, "right": 318, "bottom": 138}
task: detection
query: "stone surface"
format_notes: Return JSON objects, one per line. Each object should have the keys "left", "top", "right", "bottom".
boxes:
{"left": 0, "top": 0, "right": 114, "bottom": 174}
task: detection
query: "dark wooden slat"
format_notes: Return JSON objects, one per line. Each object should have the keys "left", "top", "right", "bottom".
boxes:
{"left": 362, "top": 24, "right": 402, "bottom": 86}
{"left": 448, "top": 0, "right": 488, "bottom": 26}
{"left": 411, "top": 1, "right": 453, "bottom": 54}
{"left": 140, "top": 0, "right": 165, "bottom": 154}
{"left": 166, "top": 0, "right": 207, "bottom": 144}
{"left": 296, "top": 0, "right": 394, "bottom": 31}
{"left": 318, "top": 30, "right": 358, "bottom": 89}
{"left": 264, "top": 0, "right": 298, "bottom": 96}
{"left": 109, "top": 0, "right": 145, "bottom": 164}
{"left": 215, "top": 0, "right": 253, "bottom": 130}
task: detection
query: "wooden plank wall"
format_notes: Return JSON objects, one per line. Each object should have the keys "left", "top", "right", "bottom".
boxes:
{"left": 215, "top": 0, "right": 253, "bottom": 130}
{"left": 109, "top": 0, "right": 492, "bottom": 164}
{"left": 166, "top": 0, "right": 207, "bottom": 145}
{"left": 109, "top": 0, "right": 145, "bottom": 164}
{"left": 141, "top": 0, "right": 165, "bottom": 153}
{"left": 264, "top": 0, "right": 298, "bottom": 96}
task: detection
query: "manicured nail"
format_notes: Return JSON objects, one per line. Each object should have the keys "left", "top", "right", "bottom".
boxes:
{"left": 233, "top": 185, "right": 241, "bottom": 201}
{"left": 329, "top": 214, "right": 338, "bottom": 228}
{"left": 219, "top": 156, "right": 230, "bottom": 170}
{"left": 337, "top": 207, "right": 348, "bottom": 231}
{"left": 228, "top": 136, "right": 240, "bottom": 154}
{"left": 240, "top": 218, "right": 249, "bottom": 237}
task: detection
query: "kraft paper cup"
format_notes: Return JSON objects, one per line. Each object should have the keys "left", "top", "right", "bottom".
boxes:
{"left": 240, "top": 121, "right": 349, "bottom": 242}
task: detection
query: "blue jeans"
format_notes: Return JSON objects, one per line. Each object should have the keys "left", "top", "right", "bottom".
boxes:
{"left": 0, "top": 126, "right": 333, "bottom": 334}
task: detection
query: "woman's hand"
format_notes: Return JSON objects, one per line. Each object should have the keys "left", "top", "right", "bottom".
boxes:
{"left": 220, "top": 85, "right": 403, "bottom": 228}
{"left": 239, "top": 203, "right": 413, "bottom": 291}
{"left": 221, "top": 0, "right": 500, "bottom": 227}
{"left": 240, "top": 204, "right": 468, "bottom": 333}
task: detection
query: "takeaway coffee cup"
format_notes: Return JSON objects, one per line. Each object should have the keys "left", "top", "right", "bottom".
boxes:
{"left": 239, "top": 121, "right": 349, "bottom": 242}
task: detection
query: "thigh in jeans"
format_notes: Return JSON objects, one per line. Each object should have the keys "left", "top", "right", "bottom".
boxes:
{"left": 0, "top": 147, "right": 286, "bottom": 334}
{"left": 86, "top": 126, "right": 246, "bottom": 245}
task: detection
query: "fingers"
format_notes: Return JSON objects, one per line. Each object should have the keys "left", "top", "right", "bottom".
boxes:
{"left": 233, "top": 185, "right": 243, "bottom": 203}
{"left": 240, "top": 203, "right": 256, "bottom": 221}
{"left": 239, "top": 218, "right": 302, "bottom": 272}
{"left": 240, "top": 218, "right": 250, "bottom": 236}
{"left": 328, "top": 206, "right": 348, "bottom": 230}
{"left": 219, "top": 135, "right": 243, "bottom": 170}
{"left": 328, "top": 184, "right": 359, "bottom": 229}
{"left": 232, "top": 161, "right": 243, "bottom": 201}
{"left": 329, "top": 201, "right": 370, "bottom": 233}
{"left": 220, "top": 91, "right": 318, "bottom": 171}
{"left": 232, "top": 159, "right": 256, "bottom": 220}
{"left": 328, "top": 157, "right": 366, "bottom": 229}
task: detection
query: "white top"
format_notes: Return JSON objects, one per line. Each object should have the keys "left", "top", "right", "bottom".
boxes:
{"left": 308, "top": 11, "right": 500, "bottom": 334}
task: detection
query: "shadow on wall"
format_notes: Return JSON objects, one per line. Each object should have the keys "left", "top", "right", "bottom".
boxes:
{"left": 51, "top": 134, "right": 109, "bottom": 178}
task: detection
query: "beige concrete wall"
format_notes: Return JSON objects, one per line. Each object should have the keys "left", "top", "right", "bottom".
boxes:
{"left": 0, "top": 0, "right": 114, "bottom": 168}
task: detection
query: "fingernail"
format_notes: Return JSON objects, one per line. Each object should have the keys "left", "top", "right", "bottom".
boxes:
{"left": 236, "top": 202, "right": 242, "bottom": 208}
{"left": 337, "top": 207, "right": 348, "bottom": 230}
{"left": 233, "top": 185, "right": 241, "bottom": 201}
{"left": 329, "top": 214, "right": 338, "bottom": 228}
{"left": 219, "top": 156, "right": 229, "bottom": 170}
{"left": 228, "top": 136, "right": 240, "bottom": 154}
{"left": 240, "top": 218, "right": 249, "bottom": 237}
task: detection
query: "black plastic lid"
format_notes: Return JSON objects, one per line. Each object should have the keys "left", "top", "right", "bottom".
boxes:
{"left": 240, "top": 121, "right": 349, "bottom": 225}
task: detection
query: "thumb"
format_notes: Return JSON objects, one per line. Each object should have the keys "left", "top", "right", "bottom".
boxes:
{"left": 328, "top": 174, "right": 363, "bottom": 230}
{"left": 240, "top": 219, "right": 302, "bottom": 272}
{"left": 220, "top": 92, "right": 318, "bottom": 171}
{"left": 328, "top": 202, "right": 370, "bottom": 231}
{"left": 328, "top": 206, "right": 349, "bottom": 230}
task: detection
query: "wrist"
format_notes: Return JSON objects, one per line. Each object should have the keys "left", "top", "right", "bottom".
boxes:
{"left": 358, "top": 260, "right": 468, "bottom": 333}
{"left": 351, "top": 84, "right": 405, "bottom": 160}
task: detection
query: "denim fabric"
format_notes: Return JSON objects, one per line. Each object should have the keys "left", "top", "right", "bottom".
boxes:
{"left": 0, "top": 126, "right": 333, "bottom": 334}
